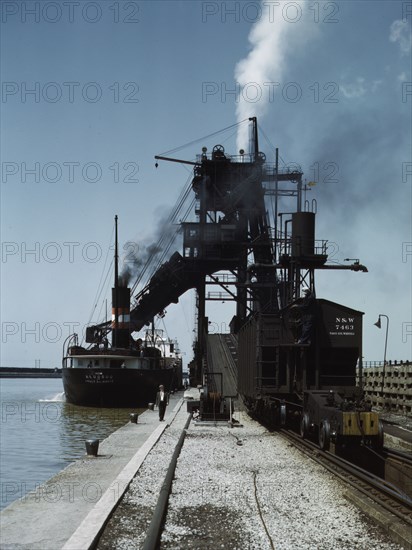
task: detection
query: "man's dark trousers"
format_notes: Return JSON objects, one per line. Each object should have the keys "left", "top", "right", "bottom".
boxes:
{"left": 159, "top": 400, "right": 167, "bottom": 420}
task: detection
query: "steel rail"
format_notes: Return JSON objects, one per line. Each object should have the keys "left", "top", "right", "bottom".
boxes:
{"left": 142, "top": 414, "right": 192, "bottom": 550}
{"left": 279, "top": 429, "right": 412, "bottom": 527}
{"left": 220, "top": 334, "right": 238, "bottom": 385}
{"left": 384, "top": 446, "right": 412, "bottom": 465}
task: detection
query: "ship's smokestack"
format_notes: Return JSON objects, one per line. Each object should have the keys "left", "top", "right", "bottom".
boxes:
{"left": 112, "top": 285, "right": 130, "bottom": 349}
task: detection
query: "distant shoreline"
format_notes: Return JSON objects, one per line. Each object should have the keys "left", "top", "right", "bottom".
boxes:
{"left": 0, "top": 368, "right": 62, "bottom": 378}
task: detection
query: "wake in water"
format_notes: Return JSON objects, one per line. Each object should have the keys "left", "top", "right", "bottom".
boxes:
{"left": 39, "top": 391, "right": 66, "bottom": 402}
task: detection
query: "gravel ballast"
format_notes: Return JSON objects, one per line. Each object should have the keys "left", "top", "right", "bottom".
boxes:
{"left": 98, "top": 403, "right": 403, "bottom": 549}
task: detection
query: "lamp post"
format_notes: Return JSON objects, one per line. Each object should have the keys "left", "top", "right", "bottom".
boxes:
{"left": 374, "top": 314, "right": 389, "bottom": 399}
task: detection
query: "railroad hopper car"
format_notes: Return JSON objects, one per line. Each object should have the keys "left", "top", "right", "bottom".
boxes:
{"left": 237, "top": 303, "right": 383, "bottom": 450}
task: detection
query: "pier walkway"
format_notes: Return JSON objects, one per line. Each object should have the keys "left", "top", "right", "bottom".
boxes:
{"left": 0, "top": 392, "right": 185, "bottom": 550}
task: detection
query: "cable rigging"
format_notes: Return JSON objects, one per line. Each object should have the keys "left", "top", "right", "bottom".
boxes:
{"left": 157, "top": 119, "right": 249, "bottom": 157}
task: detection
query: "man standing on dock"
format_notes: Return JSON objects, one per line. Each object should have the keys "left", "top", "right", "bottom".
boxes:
{"left": 155, "top": 385, "right": 169, "bottom": 421}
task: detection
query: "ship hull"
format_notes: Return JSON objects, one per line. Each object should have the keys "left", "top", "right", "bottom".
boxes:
{"left": 62, "top": 367, "right": 176, "bottom": 408}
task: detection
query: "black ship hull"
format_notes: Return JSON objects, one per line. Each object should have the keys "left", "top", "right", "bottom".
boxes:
{"left": 62, "top": 367, "right": 176, "bottom": 408}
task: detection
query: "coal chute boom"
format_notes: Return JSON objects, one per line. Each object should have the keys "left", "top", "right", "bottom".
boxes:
{"left": 130, "top": 252, "right": 211, "bottom": 331}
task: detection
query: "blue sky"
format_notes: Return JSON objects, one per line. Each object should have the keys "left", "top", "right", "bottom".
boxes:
{"left": 1, "top": 0, "right": 411, "bottom": 368}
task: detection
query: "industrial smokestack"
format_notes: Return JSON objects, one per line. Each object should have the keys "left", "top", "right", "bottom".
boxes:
{"left": 291, "top": 212, "right": 315, "bottom": 257}
{"left": 112, "top": 286, "right": 131, "bottom": 348}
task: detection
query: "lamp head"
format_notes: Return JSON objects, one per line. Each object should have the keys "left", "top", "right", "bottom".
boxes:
{"left": 374, "top": 317, "right": 381, "bottom": 329}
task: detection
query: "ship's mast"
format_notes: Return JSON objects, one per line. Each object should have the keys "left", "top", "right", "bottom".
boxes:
{"left": 114, "top": 214, "right": 119, "bottom": 287}
{"left": 113, "top": 215, "right": 119, "bottom": 347}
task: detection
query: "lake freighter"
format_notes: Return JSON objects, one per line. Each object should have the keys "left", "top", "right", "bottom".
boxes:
{"left": 62, "top": 217, "right": 181, "bottom": 407}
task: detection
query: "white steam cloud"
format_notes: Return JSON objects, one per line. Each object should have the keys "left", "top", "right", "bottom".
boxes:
{"left": 235, "top": 0, "right": 317, "bottom": 151}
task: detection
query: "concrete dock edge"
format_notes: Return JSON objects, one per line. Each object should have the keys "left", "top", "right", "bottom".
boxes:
{"left": 344, "top": 490, "right": 412, "bottom": 550}
{"left": 63, "top": 398, "right": 184, "bottom": 550}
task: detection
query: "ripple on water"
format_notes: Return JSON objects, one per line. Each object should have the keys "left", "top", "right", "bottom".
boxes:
{"left": 0, "top": 378, "right": 145, "bottom": 510}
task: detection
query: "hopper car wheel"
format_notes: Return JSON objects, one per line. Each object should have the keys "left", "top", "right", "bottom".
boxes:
{"left": 300, "top": 413, "right": 310, "bottom": 439}
{"left": 280, "top": 404, "right": 286, "bottom": 426}
{"left": 319, "top": 420, "right": 331, "bottom": 451}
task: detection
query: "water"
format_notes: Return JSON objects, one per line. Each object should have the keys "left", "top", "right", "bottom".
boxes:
{"left": 0, "top": 378, "right": 143, "bottom": 511}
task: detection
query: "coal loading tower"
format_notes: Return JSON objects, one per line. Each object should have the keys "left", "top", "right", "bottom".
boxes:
{"left": 153, "top": 118, "right": 377, "bottom": 450}
{"left": 84, "top": 118, "right": 380, "bottom": 448}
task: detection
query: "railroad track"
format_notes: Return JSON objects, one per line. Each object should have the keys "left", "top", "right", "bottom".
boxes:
{"left": 384, "top": 446, "right": 412, "bottom": 466}
{"left": 279, "top": 428, "right": 412, "bottom": 546}
{"left": 120, "top": 412, "right": 411, "bottom": 550}
{"left": 381, "top": 445, "right": 412, "bottom": 506}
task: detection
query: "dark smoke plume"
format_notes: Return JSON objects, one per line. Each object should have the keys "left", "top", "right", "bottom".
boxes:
{"left": 118, "top": 214, "right": 182, "bottom": 287}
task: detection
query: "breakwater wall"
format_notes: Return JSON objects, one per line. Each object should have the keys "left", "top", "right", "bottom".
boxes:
{"left": 0, "top": 367, "right": 62, "bottom": 378}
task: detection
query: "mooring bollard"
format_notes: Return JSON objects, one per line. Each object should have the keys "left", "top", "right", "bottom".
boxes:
{"left": 130, "top": 412, "right": 139, "bottom": 423}
{"left": 85, "top": 439, "right": 99, "bottom": 457}
{"left": 148, "top": 403, "right": 154, "bottom": 410}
